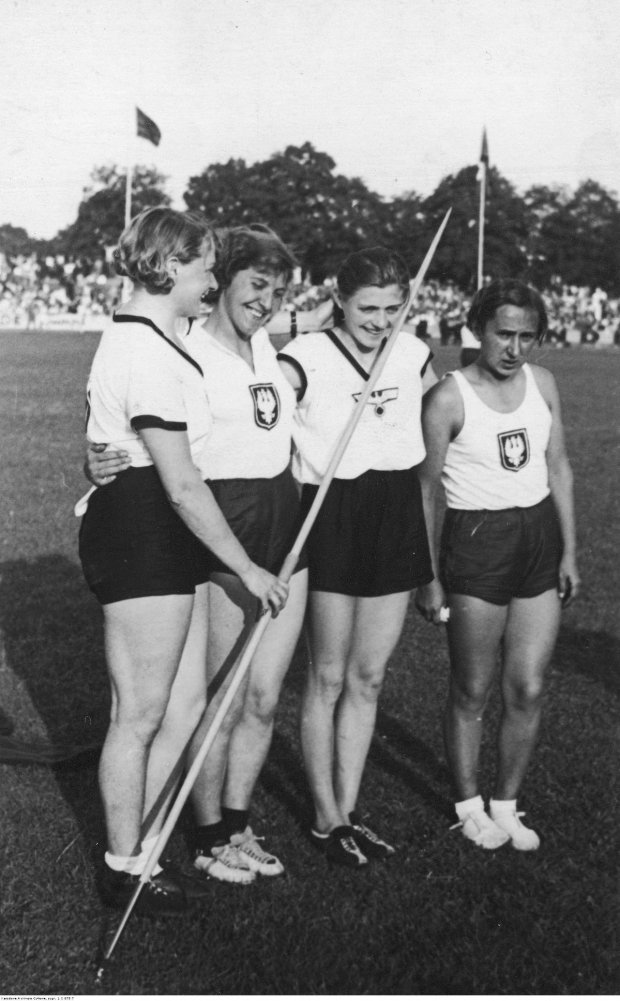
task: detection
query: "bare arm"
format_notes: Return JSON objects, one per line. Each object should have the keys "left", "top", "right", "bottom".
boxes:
{"left": 266, "top": 299, "right": 334, "bottom": 337}
{"left": 84, "top": 441, "right": 131, "bottom": 485}
{"left": 415, "top": 377, "right": 462, "bottom": 624}
{"left": 533, "top": 366, "right": 580, "bottom": 606}
{"left": 139, "top": 427, "right": 289, "bottom": 614}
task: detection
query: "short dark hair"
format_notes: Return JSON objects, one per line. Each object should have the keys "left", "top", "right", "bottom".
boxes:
{"left": 114, "top": 207, "right": 214, "bottom": 294}
{"left": 467, "top": 279, "right": 548, "bottom": 342}
{"left": 334, "top": 247, "right": 410, "bottom": 325}
{"left": 214, "top": 224, "right": 297, "bottom": 293}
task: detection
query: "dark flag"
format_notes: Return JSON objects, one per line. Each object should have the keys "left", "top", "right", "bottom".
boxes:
{"left": 480, "top": 127, "right": 489, "bottom": 165}
{"left": 136, "top": 106, "right": 161, "bottom": 146}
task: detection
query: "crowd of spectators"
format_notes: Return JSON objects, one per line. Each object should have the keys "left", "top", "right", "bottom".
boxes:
{"left": 1, "top": 251, "right": 619, "bottom": 346}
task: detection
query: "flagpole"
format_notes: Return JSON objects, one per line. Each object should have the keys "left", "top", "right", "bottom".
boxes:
{"left": 477, "top": 163, "right": 485, "bottom": 290}
{"left": 125, "top": 106, "right": 133, "bottom": 229}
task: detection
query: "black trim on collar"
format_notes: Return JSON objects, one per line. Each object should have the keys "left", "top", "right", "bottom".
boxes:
{"left": 325, "top": 328, "right": 387, "bottom": 381}
{"left": 277, "top": 352, "right": 308, "bottom": 401}
{"left": 113, "top": 313, "right": 204, "bottom": 377}
{"left": 421, "top": 349, "right": 434, "bottom": 377}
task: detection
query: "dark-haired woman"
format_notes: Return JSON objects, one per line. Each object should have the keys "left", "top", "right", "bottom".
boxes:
{"left": 278, "top": 247, "right": 438, "bottom": 867}
{"left": 416, "top": 279, "right": 579, "bottom": 851}
{"left": 79, "top": 210, "right": 288, "bottom": 913}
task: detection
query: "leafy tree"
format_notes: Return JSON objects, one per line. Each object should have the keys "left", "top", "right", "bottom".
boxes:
{"left": 419, "top": 166, "right": 529, "bottom": 289}
{"left": 55, "top": 164, "right": 170, "bottom": 262}
{"left": 522, "top": 184, "right": 573, "bottom": 288}
{"left": 184, "top": 142, "right": 390, "bottom": 281}
{"left": 0, "top": 223, "right": 39, "bottom": 258}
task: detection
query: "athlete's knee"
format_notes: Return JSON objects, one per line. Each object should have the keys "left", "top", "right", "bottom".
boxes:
{"left": 449, "top": 675, "right": 491, "bottom": 715}
{"left": 244, "top": 684, "right": 280, "bottom": 727}
{"left": 504, "top": 672, "right": 545, "bottom": 712}
{"left": 111, "top": 697, "right": 168, "bottom": 746}
{"left": 307, "top": 661, "right": 346, "bottom": 706}
{"left": 347, "top": 661, "right": 386, "bottom": 702}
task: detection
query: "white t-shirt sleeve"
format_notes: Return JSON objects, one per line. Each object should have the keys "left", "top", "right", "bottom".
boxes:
{"left": 125, "top": 337, "right": 189, "bottom": 432}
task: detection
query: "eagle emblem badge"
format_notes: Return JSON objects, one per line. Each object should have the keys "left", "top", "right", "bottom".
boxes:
{"left": 498, "top": 429, "right": 530, "bottom": 471}
{"left": 249, "top": 384, "right": 280, "bottom": 430}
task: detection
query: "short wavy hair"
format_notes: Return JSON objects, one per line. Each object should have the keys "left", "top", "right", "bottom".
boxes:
{"left": 212, "top": 224, "right": 297, "bottom": 295}
{"left": 333, "top": 246, "right": 410, "bottom": 326}
{"left": 467, "top": 279, "right": 548, "bottom": 343}
{"left": 114, "top": 207, "right": 215, "bottom": 294}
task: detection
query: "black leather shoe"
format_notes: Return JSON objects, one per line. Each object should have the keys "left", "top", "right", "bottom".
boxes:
{"left": 98, "top": 864, "right": 188, "bottom": 915}
{"left": 161, "top": 861, "right": 211, "bottom": 901}
{"left": 349, "top": 811, "right": 396, "bottom": 860}
{"left": 309, "top": 826, "right": 369, "bottom": 869}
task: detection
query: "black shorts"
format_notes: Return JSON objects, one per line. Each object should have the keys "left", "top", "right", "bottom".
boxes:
{"left": 203, "top": 467, "right": 306, "bottom": 577}
{"left": 300, "top": 466, "right": 433, "bottom": 598}
{"left": 79, "top": 466, "right": 210, "bottom": 605}
{"left": 440, "top": 495, "right": 562, "bottom": 605}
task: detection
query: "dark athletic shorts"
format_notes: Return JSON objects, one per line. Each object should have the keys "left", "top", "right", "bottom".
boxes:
{"left": 440, "top": 494, "right": 562, "bottom": 605}
{"left": 79, "top": 465, "right": 210, "bottom": 605}
{"left": 203, "top": 466, "right": 306, "bottom": 578}
{"left": 300, "top": 466, "right": 432, "bottom": 598}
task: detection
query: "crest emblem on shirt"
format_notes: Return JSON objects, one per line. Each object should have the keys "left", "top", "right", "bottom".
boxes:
{"left": 249, "top": 384, "right": 280, "bottom": 430}
{"left": 498, "top": 429, "right": 530, "bottom": 471}
{"left": 352, "top": 386, "right": 399, "bottom": 417}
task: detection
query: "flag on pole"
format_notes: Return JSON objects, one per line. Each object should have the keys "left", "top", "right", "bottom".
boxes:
{"left": 476, "top": 128, "right": 489, "bottom": 180}
{"left": 136, "top": 107, "right": 161, "bottom": 146}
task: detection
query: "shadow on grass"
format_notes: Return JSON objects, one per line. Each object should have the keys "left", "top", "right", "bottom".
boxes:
{"left": 0, "top": 554, "right": 107, "bottom": 841}
{"left": 555, "top": 626, "right": 620, "bottom": 694}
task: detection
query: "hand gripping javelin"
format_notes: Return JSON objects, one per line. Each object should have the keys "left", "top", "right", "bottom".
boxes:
{"left": 96, "top": 207, "right": 451, "bottom": 980}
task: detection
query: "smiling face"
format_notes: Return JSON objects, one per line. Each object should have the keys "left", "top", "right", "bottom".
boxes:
{"left": 170, "top": 241, "right": 218, "bottom": 315}
{"left": 338, "top": 283, "right": 407, "bottom": 353}
{"left": 479, "top": 304, "right": 539, "bottom": 378}
{"left": 220, "top": 267, "right": 288, "bottom": 340}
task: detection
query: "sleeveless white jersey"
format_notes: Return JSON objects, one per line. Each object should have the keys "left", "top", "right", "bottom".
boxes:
{"left": 279, "top": 329, "right": 431, "bottom": 485}
{"left": 182, "top": 323, "right": 296, "bottom": 479}
{"left": 442, "top": 364, "right": 552, "bottom": 510}
{"left": 85, "top": 314, "right": 212, "bottom": 474}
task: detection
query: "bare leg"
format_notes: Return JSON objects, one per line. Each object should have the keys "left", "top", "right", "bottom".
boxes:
{"left": 444, "top": 594, "right": 508, "bottom": 800}
{"left": 224, "top": 570, "right": 308, "bottom": 810}
{"left": 334, "top": 591, "right": 410, "bottom": 817}
{"left": 142, "top": 582, "right": 210, "bottom": 839}
{"left": 301, "top": 591, "right": 355, "bottom": 832}
{"left": 189, "top": 573, "right": 256, "bottom": 826}
{"left": 99, "top": 593, "right": 194, "bottom": 857}
{"left": 495, "top": 588, "right": 561, "bottom": 800}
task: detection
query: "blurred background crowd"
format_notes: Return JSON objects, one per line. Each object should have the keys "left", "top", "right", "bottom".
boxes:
{"left": 2, "top": 249, "right": 619, "bottom": 346}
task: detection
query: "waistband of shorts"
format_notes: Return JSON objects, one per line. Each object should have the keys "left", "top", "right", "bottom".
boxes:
{"left": 205, "top": 466, "right": 293, "bottom": 489}
{"left": 447, "top": 493, "right": 552, "bottom": 517}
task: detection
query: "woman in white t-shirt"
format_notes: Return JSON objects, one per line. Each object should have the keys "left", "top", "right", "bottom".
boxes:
{"left": 79, "top": 211, "right": 288, "bottom": 914}
{"left": 417, "top": 279, "right": 580, "bottom": 852}
{"left": 278, "top": 247, "right": 438, "bottom": 867}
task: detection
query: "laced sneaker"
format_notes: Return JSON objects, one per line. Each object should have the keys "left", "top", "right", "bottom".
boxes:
{"left": 490, "top": 807, "right": 540, "bottom": 851}
{"left": 194, "top": 842, "right": 256, "bottom": 884}
{"left": 229, "top": 827, "right": 285, "bottom": 877}
{"left": 450, "top": 804, "right": 510, "bottom": 850}
{"left": 349, "top": 812, "right": 395, "bottom": 860}
{"left": 310, "top": 826, "right": 369, "bottom": 869}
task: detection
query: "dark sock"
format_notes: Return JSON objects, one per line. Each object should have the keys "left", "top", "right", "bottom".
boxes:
{"left": 222, "top": 807, "right": 249, "bottom": 838}
{"left": 194, "top": 820, "right": 227, "bottom": 854}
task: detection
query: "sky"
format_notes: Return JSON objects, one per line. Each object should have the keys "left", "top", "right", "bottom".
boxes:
{"left": 1, "top": 0, "right": 619, "bottom": 239}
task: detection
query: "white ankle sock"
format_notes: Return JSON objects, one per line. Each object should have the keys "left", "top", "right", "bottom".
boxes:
{"left": 455, "top": 794, "right": 485, "bottom": 820}
{"left": 104, "top": 851, "right": 140, "bottom": 874}
{"left": 489, "top": 798, "right": 517, "bottom": 816}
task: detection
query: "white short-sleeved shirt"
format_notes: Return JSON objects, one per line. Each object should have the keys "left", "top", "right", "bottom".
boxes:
{"left": 85, "top": 314, "right": 212, "bottom": 474}
{"left": 279, "top": 329, "right": 432, "bottom": 485}
{"left": 181, "top": 323, "right": 296, "bottom": 480}
{"left": 442, "top": 364, "right": 552, "bottom": 510}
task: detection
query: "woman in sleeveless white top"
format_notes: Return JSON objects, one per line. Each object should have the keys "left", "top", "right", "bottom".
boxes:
{"left": 417, "top": 279, "right": 580, "bottom": 852}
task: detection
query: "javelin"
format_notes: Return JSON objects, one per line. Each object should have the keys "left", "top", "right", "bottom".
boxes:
{"left": 96, "top": 207, "right": 451, "bottom": 979}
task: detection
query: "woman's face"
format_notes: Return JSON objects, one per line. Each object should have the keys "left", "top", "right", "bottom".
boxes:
{"left": 171, "top": 242, "right": 218, "bottom": 314}
{"left": 339, "top": 283, "right": 407, "bottom": 352}
{"left": 221, "top": 267, "right": 288, "bottom": 340}
{"left": 479, "top": 304, "right": 539, "bottom": 378}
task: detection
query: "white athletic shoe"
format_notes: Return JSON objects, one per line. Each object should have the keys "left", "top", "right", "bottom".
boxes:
{"left": 490, "top": 807, "right": 540, "bottom": 851}
{"left": 451, "top": 799, "right": 510, "bottom": 850}
{"left": 229, "top": 827, "right": 285, "bottom": 877}
{"left": 194, "top": 842, "right": 256, "bottom": 884}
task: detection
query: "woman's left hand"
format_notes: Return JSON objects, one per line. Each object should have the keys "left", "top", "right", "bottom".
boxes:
{"left": 85, "top": 442, "right": 131, "bottom": 486}
{"left": 558, "top": 554, "right": 580, "bottom": 607}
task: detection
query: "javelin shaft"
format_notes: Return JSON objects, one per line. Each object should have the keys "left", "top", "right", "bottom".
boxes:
{"left": 100, "top": 207, "right": 451, "bottom": 967}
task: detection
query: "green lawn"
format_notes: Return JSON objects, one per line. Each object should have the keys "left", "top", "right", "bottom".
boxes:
{"left": 0, "top": 332, "right": 618, "bottom": 994}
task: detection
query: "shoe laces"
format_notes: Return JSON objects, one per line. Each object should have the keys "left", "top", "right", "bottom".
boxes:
{"left": 450, "top": 809, "right": 498, "bottom": 834}
{"left": 213, "top": 842, "right": 248, "bottom": 868}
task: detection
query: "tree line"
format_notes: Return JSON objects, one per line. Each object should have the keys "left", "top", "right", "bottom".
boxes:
{"left": 2, "top": 141, "right": 620, "bottom": 293}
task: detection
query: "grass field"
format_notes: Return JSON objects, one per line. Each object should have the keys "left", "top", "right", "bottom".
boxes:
{"left": 0, "top": 331, "right": 618, "bottom": 995}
